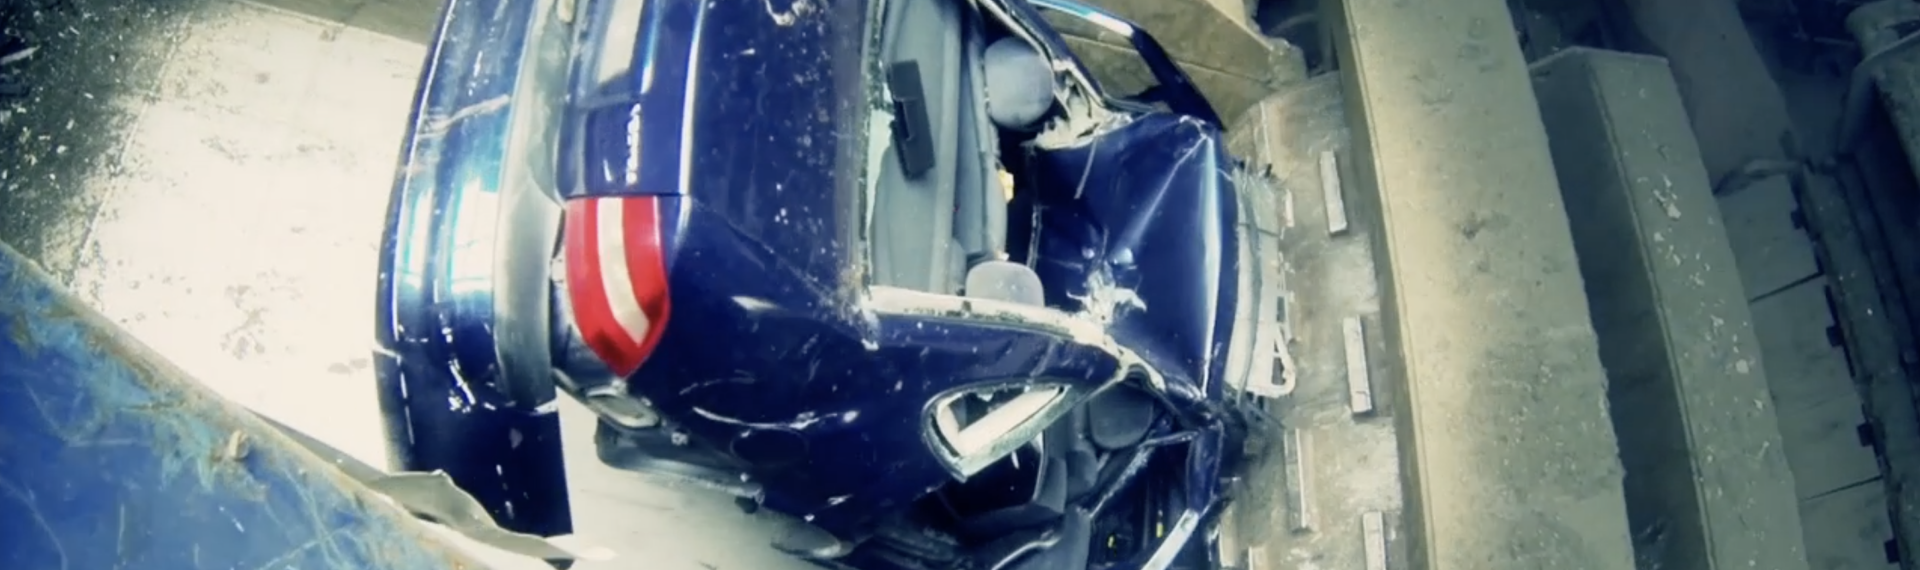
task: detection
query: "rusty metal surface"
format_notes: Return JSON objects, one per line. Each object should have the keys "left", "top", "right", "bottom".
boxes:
{"left": 0, "top": 0, "right": 820, "bottom": 568}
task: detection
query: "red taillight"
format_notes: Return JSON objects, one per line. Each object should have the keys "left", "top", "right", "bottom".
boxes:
{"left": 563, "top": 196, "right": 671, "bottom": 377}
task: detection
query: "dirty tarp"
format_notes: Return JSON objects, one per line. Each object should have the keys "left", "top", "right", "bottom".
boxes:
{"left": 0, "top": 242, "right": 491, "bottom": 570}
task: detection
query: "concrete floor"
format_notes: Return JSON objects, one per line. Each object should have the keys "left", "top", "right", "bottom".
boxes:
{"left": 0, "top": 0, "right": 814, "bottom": 568}
{"left": 1222, "top": 74, "right": 1408, "bottom": 570}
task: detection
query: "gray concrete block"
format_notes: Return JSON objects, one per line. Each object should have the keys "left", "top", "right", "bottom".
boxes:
{"left": 1054, "top": 33, "right": 1281, "bottom": 125}
{"left": 1718, "top": 175, "right": 1821, "bottom": 299}
{"left": 1800, "top": 481, "right": 1897, "bottom": 570}
{"left": 1608, "top": 0, "right": 1799, "bottom": 181}
{"left": 1327, "top": 1, "right": 1636, "bottom": 566}
{"left": 1530, "top": 47, "right": 1810, "bottom": 570}
{"left": 1748, "top": 279, "right": 1881, "bottom": 500}
{"left": 1774, "top": 386, "right": 1878, "bottom": 498}
{"left": 1069, "top": 0, "right": 1294, "bottom": 109}
{"left": 1751, "top": 279, "right": 1857, "bottom": 414}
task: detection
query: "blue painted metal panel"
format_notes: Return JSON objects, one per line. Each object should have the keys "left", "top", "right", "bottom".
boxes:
{"left": 376, "top": 0, "right": 575, "bottom": 538}
{"left": 0, "top": 243, "right": 484, "bottom": 570}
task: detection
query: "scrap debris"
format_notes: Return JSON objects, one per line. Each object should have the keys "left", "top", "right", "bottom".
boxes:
{"left": 0, "top": 45, "right": 28, "bottom": 97}
{"left": 0, "top": 45, "right": 34, "bottom": 66}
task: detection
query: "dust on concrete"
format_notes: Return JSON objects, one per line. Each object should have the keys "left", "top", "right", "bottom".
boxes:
{"left": 0, "top": 0, "right": 201, "bottom": 278}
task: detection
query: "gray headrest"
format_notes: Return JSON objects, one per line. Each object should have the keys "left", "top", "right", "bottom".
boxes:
{"left": 983, "top": 37, "right": 1055, "bottom": 130}
{"left": 965, "top": 260, "right": 1045, "bottom": 306}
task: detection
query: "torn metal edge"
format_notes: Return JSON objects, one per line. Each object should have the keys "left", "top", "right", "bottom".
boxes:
{"left": 257, "top": 414, "right": 613, "bottom": 563}
{"left": 1321, "top": 149, "right": 1350, "bottom": 235}
{"left": 1344, "top": 316, "right": 1374, "bottom": 415}
{"left": 1283, "top": 427, "right": 1312, "bottom": 532}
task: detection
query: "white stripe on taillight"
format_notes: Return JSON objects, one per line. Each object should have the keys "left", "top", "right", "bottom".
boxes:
{"left": 593, "top": 199, "right": 654, "bottom": 347}
{"left": 564, "top": 196, "right": 671, "bottom": 377}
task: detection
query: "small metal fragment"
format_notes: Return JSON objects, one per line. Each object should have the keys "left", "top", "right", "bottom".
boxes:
{"left": 1319, "top": 150, "right": 1350, "bottom": 235}
{"left": 1247, "top": 545, "right": 1270, "bottom": 570}
{"left": 1344, "top": 316, "right": 1374, "bottom": 415}
{"left": 1282, "top": 428, "right": 1311, "bottom": 532}
{"left": 0, "top": 46, "right": 37, "bottom": 67}
{"left": 1252, "top": 311, "right": 1299, "bottom": 398}
{"left": 1362, "top": 511, "right": 1388, "bottom": 570}
{"left": 219, "top": 431, "right": 250, "bottom": 462}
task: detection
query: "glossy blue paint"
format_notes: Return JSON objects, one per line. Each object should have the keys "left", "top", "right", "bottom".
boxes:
{"left": 378, "top": 0, "right": 1253, "bottom": 566}
{"left": 0, "top": 243, "right": 486, "bottom": 570}
{"left": 557, "top": 0, "right": 872, "bottom": 286}
{"left": 1029, "top": 114, "right": 1240, "bottom": 404}
{"left": 375, "top": 0, "right": 574, "bottom": 538}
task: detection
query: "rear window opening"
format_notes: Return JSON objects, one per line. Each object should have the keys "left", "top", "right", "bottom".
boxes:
{"left": 864, "top": 0, "right": 1062, "bottom": 302}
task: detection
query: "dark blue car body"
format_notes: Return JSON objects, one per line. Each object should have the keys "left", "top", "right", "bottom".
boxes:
{"left": 374, "top": 0, "right": 1266, "bottom": 567}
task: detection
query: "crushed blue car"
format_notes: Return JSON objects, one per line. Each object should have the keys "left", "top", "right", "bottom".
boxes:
{"left": 374, "top": 0, "right": 1279, "bottom": 567}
